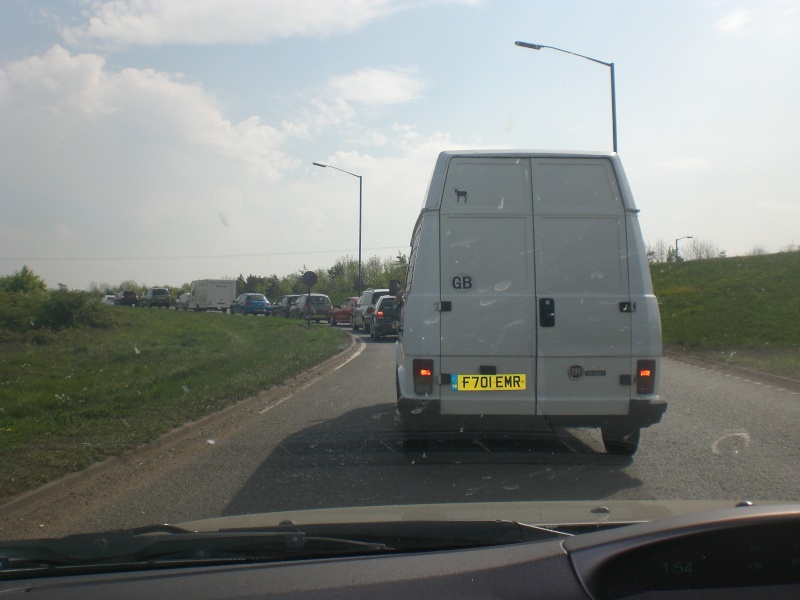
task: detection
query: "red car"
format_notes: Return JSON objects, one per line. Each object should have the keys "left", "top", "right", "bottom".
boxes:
{"left": 328, "top": 296, "right": 357, "bottom": 326}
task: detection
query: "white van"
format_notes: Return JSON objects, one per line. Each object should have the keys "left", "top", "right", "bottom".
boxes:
{"left": 394, "top": 150, "right": 665, "bottom": 455}
{"left": 189, "top": 279, "right": 236, "bottom": 313}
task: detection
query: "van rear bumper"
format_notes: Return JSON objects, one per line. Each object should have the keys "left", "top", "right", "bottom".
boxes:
{"left": 397, "top": 397, "right": 667, "bottom": 431}
{"left": 545, "top": 398, "right": 667, "bottom": 430}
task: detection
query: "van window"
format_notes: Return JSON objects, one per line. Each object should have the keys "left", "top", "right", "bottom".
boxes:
{"left": 443, "top": 158, "right": 530, "bottom": 212}
{"left": 532, "top": 159, "right": 627, "bottom": 294}
{"left": 533, "top": 160, "right": 620, "bottom": 213}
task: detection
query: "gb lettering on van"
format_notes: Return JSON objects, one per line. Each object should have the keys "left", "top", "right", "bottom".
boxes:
{"left": 451, "top": 275, "right": 473, "bottom": 291}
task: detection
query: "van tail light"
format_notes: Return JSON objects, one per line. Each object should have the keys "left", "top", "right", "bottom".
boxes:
{"left": 376, "top": 310, "right": 384, "bottom": 318}
{"left": 413, "top": 359, "right": 434, "bottom": 395}
{"left": 636, "top": 359, "right": 657, "bottom": 394}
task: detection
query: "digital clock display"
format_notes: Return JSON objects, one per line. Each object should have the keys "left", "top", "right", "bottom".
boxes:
{"left": 591, "top": 522, "right": 800, "bottom": 595}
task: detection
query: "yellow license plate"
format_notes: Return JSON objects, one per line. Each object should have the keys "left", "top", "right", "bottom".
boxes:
{"left": 451, "top": 374, "right": 526, "bottom": 391}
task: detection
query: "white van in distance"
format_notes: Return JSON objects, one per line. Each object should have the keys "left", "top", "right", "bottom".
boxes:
{"left": 393, "top": 150, "right": 665, "bottom": 455}
{"left": 189, "top": 279, "right": 236, "bottom": 313}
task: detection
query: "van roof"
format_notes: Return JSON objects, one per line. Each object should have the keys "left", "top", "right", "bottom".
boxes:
{"left": 437, "top": 149, "right": 614, "bottom": 159}
{"left": 418, "top": 150, "right": 631, "bottom": 215}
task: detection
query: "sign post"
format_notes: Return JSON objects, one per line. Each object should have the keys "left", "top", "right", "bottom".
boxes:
{"left": 299, "top": 271, "right": 318, "bottom": 329}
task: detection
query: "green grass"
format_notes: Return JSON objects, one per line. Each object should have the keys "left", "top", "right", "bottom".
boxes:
{"left": 651, "top": 252, "right": 800, "bottom": 378}
{"left": 0, "top": 309, "right": 347, "bottom": 502}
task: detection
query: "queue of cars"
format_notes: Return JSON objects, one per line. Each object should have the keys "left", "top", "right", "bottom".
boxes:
{"left": 107, "top": 286, "right": 399, "bottom": 335}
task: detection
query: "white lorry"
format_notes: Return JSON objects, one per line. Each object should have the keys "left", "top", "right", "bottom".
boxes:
{"left": 394, "top": 150, "right": 665, "bottom": 455}
{"left": 189, "top": 279, "right": 236, "bottom": 313}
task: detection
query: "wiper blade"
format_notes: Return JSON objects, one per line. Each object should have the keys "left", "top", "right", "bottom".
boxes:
{"left": 0, "top": 525, "right": 391, "bottom": 576}
{"left": 0, "top": 519, "right": 582, "bottom": 577}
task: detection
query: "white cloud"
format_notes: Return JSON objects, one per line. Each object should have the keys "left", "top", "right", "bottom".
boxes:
{"left": 281, "top": 98, "right": 357, "bottom": 140}
{"left": 62, "top": 0, "right": 403, "bottom": 47}
{"left": 0, "top": 45, "right": 302, "bottom": 285}
{"left": 714, "top": 9, "right": 752, "bottom": 34}
{"left": 326, "top": 67, "right": 426, "bottom": 105}
{"left": 0, "top": 44, "right": 449, "bottom": 287}
{"left": 0, "top": 45, "right": 295, "bottom": 185}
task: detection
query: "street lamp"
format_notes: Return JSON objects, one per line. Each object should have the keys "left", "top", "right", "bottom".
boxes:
{"left": 514, "top": 41, "right": 617, "bottom": 153}
{"left": 675, "top": 236, "right": 693, "bottom": 261}
{"left": 312, "top": 162, "right": 363, "bottom": 294}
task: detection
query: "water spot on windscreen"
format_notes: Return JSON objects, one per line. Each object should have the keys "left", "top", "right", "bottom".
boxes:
{"left": 711, "top": 432, "right": 751, "bottom": 456}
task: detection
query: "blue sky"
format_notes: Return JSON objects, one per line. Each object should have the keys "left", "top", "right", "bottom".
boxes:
{"left": 1, "top": 0, "right": 798, "bottom": 289}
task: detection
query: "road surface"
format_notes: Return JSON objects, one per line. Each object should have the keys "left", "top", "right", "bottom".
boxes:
{"left": 3, "top": 333, "right": 799, "bottom": 538}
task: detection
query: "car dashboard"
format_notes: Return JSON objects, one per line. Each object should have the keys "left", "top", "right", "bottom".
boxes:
{"left": 1, "top": 505, "right": 798, "bottom": 599}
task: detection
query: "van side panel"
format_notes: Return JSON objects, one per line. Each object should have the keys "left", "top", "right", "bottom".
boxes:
{"left": 395, "top": 211, "right": 442, "bottom": 401}
{"left": 615, "top": 160, "right": 663, "bottom": 391}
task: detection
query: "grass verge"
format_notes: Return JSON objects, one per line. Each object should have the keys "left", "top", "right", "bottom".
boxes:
{"left": 651, "top": 252, "right": 800, "bottom": 380}
{"left": 0, "top": 309, "right": 347, "bottom": 503}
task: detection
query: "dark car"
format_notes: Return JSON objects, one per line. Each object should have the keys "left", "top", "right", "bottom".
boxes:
{"left": 140, "top": 287, "right": 171, "bottom": 308}
{"left": 115, "top": 290, "right": 139, "bottom": 307}
{"left": 230, "top": 293, "right": 271, "bottom": 316}
{"left": 289, "top": 293, "right": 333, "bottom": 322}
{"left": 329, "top": 296, "right": 358, "bottom": 326}
{"left": 351, "top": 288, "right": 389, "bottom": 333}
{"left": 272, "top": 294, "right": 299, "bottom": 318}
{"left": 370, "top": 295, "right": 399, "bottom": 339}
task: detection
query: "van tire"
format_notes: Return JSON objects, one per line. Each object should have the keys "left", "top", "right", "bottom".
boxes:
{"left": 601, "top": 427, "right": 640, "bottom": 456}
{"left": 351, "top": 316, "right": 360, "bottom": 331}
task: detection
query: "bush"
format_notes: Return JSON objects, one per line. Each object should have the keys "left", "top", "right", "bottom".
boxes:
{"left": 0, "top": 286, "right": 110, "bottom": 336}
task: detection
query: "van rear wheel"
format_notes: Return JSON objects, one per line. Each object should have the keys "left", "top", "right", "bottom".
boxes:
{"left": 601, "top": 426, "right": 640, "bottom": 456}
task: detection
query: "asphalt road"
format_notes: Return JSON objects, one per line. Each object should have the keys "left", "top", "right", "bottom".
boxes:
{"left": 7, "top": 333, "right": 800, "bottom": 537}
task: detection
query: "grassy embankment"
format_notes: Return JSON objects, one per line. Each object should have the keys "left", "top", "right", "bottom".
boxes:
{"left": 0, "top": 310, "right": 347, "bottom": 502}
{"left": 651, "top": 251, "right": 800, "bottom": 378}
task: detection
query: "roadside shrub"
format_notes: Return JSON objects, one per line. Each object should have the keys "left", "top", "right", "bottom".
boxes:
{"left": 0, "top": 286, "right": 110, "bottom": 335}
{"left": 35, "top": 287, "right": 111, "bottom": 330}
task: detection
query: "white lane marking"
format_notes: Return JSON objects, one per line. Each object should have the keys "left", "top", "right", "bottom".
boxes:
{"left": 259, "top": 338, "right": 366, "bottom": 414}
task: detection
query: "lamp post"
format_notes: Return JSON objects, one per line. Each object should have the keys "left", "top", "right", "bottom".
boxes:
{"left": 514, "top": 41, "right": 617, "bottom": 153}
{"left": 675, "top": 236, "right": 693, "bottom": 261}
{"left": 312, "top": 162, "right": 363, "bottom": 294}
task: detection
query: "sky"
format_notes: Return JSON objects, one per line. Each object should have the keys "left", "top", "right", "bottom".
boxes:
{"left": 1, "top": 0, "right": 798, "bottom": 290}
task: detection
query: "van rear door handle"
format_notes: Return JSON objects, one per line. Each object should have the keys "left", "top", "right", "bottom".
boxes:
{"left": 539, "top": 298, "right": 555, "bottom": 327}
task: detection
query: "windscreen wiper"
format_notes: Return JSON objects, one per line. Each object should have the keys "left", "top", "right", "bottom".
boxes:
{"left": 0, "top": 524, "right": 392, "bottom": 576}
{"left": 0, "top": 519, "right": 577, "bottom": 578}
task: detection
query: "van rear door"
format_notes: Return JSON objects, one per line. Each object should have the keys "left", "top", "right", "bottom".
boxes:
{"left": 531, "top": 158, "right": 632, "bottom": 416}
{"left": 438, "top": 157, "right": 538, "bottom": 416}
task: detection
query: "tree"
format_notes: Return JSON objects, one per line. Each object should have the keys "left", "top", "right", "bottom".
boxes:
{"left": 0, "top": 265, "right": 47, "bottom": 294}
{"left": 667, "top": 246, "right": 683, "bottom": 262}
{"left": 682, "top": 238, "right": 721, "bottom": 260}
{"left": 646, "top": 239, "right": 669, "bottom": 263}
